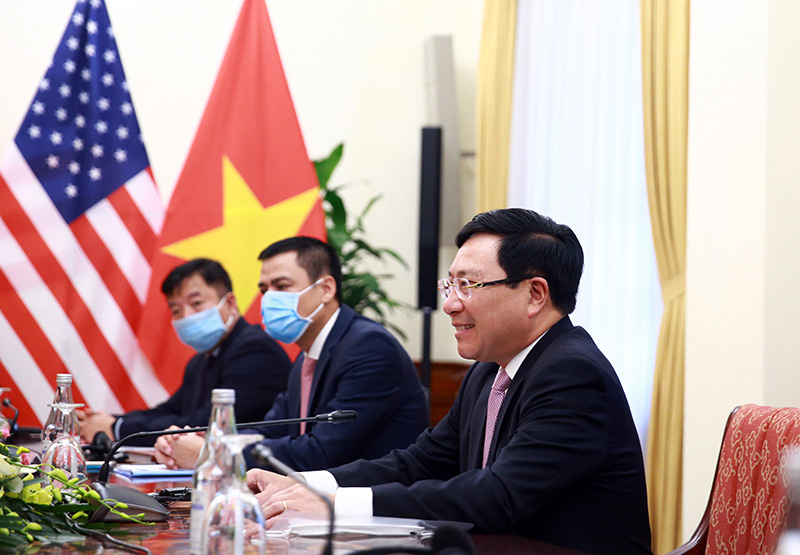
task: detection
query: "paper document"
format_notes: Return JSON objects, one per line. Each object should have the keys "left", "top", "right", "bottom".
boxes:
{"left": 113, "top": 464, "right": 193, "bottom": 479}
{"left": 265, "top": 514, "right": 472, "bottom": 539}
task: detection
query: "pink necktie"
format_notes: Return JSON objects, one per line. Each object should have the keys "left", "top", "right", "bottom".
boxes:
{"left": 483, "top": 368, "right": 512, "bottom": 467}
{"left": 299, "top": 356, "right": 316, "bottom": 435}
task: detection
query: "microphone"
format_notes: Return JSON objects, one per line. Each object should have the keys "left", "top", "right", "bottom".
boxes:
{"left": 2, "top": 398, "right": 19, "bottom": 433}
{"left": 251, "top": 444, "right": 474, "bottom": 555}
{"left": 0, "top": 398, "right": 40, "bottom": 438}
{"left": 96, "top": 410, "right": 357, "bottom": 482}
{"left": 252, "top": 444, "right": 335, "bottom": 555}
{"left": 89, "top": 410, "right": 357, "bottom": 523}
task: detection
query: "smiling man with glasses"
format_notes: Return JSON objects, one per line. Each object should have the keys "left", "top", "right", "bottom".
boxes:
{"left": 248, "top": 208, "right": 652, "bottom": 555}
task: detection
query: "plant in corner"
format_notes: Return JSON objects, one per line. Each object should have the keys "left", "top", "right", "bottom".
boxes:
{"left": 0, "top": 443, "right": 150, "bottom": 551}
{"left": 314, "top": 144, "right": 412, "bottom": 339}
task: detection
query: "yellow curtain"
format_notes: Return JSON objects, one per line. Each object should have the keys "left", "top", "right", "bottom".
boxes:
{"left": 476, "top": 0, "right": 517, "bottom": 213}
{"left": 641, "top": 0, "right": 690, "bottom": 552}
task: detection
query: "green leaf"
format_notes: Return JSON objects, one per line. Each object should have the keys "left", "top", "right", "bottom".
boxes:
{"left": 314, "top": 143, "right": 344, "bottom": 190}
{"left": 356, "top": 194, "right": 382, "bottom": 226}
{"left": 312, "top": 143, "right": 412, "bottom": 331}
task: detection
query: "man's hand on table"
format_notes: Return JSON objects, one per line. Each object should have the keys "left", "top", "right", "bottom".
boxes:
{"left": 153, "top": 427, "right": 205, "bottom": 469}
{"left": 246, "top": 469, "right": 332, "bottom": 527}
{"left": 76, "top": 408, "right": 115, "bottom": 443}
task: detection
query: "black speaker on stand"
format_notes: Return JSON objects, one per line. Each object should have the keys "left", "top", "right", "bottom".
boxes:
{"left": 418, "top": 126, "right": 442, "bottom": 406}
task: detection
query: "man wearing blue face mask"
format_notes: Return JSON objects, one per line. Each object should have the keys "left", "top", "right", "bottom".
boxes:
{"left": 77, "top": 258, "right": 291, "bottom": 445}
{"left": 154, "top": 237, "right": 429, "bottom": 471}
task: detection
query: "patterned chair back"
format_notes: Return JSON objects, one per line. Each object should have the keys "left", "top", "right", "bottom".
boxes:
{"left": 706, "top": 404, "right": 800, "bottom": 555}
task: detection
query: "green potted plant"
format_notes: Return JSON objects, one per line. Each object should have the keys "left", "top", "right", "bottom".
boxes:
{"left": 314, "top": 144, "right": 411, "bottom": 339}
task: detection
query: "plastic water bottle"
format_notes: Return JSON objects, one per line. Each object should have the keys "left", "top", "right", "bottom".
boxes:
{"left": 189, "top": 388, "right": 240, "bottom": 554}
{"left": 41, "top": 374, "right": 78, "bottom": 451}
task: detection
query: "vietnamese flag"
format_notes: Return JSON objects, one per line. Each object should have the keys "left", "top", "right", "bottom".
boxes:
{"left": 138, "top": 0, "right": 324, "bottom": 394}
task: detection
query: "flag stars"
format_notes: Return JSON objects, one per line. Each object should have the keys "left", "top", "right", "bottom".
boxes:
{"left": 89, "top": 167, "right": 101, "bottom": 181}
{"left": 28, "top": 125, "right": 41, "bottom": 139}
{"left": 86, "top": 20, "right": 98, "bottom": 34}
{"left": 68, "top": 161, "right": 80, "bottom": 175}
{"left": 67, "top": 37, "right": 79, "bottom": 51}
{"left": 114, "top": 149, "right": 127, "bottom": 162}
{"left": 81, "top": 69, "right": 91, "bottom": 81}
{"left": 102, "top": 73, "right": 114, "bottom": 86}
{"left": 32, "top": 102, "right": 45, "bottom": 115}
{"left": 85, "top": 44, "right": 96, "bottom": 57}
{"left": 65, "top": 184, "right": 78, "bottom": 198}
{"left": 56, "top": 108, "right": 68, "bottom": 121}
{"left": 97, "top": 97, "right": 110, "bottom": 111}
{"left": 46, "top": 155, "right": 59, "bottom": 168}
{"left": 59, "top": 84, "right": 71, "bottom": 98}
{"left": 95, "top": 121, "right": 108, "bottom": 134}
{"left": 50, "top": 132, "right": 63, "bottom": 145}
{"left": 64, "top": 60, "right": 76, "bottom": 73}
{"left": 72, "top": 138, "right": 84, "bottom": 151}
{"left": 121, "top": 102, "right": 132, "bottom": 115}
{"left": 103, "top": 50, "right": 115, "bottom": 63}
{"left": 39, "top": 78, "right": 50, "bottom": 91}
{"left": 75, "top": 115, "right": 86, "bottom": 128}
{"left": 91, "top": 144, "right": 104, "bottom": 158}
{"left": 116, "top": 126, "right": 129, "bottom": 140}
{"left": 79, "top": 92, "right": 89, "bottom": 104}
{"left": 72, "top": 13, "right": 84, "bottom": 26}
{"left": 90, "top": 0, "right": 101, "bottom": 7}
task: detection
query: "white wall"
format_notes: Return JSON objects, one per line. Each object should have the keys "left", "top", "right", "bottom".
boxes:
{"left": 0, "top": 0, "right": 483, "bottom": 362}
{"left": 684, "top": 0, "right": 800, "bottom": 540}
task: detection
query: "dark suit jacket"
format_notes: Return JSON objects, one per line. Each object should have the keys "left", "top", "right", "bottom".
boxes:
{"left": 117, "top": 318, "right": 291, "bottom": 445}
{"left": 330, "top": 316, "right": 652, "bottom": 555}
{"left": 244, "top": 305, "right": 430, "bottom": 471}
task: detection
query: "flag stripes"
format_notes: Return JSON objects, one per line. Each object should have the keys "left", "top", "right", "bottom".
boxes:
{"left": 0, "top": 310, "right": 53, "bottom": 424}
{"left": 0, "top": 200, "right": 125, "bottom": 415}
{"left": 0, "top": 0, "right": 177, "bottom": 424}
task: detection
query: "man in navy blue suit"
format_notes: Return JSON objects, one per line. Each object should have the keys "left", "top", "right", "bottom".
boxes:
{"left": 248, "top": 210, "right": 652, "bottom": 555}
{"left": 78, "top": 258, "right": 291, "bottom": 445}
{"left": 155, "top": 237, "right": 429, "bottom": 470}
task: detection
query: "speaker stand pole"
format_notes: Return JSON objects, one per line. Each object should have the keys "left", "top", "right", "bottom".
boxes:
{"left": 420, "top": 306, "right": 433, "bottom": 409}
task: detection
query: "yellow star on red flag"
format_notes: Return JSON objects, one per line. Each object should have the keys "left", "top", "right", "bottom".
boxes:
{"left": 162, "top": 156, "right": 320, "bottom": 313}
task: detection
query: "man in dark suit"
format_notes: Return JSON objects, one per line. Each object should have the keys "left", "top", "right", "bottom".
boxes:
{"left": 77, "top": 258, "right": 291, "bottom": 445}
{"left": 155, "top": 237, "right": 429, "bottom": 470}
{"left": 249, "top": 209, "right": 652, "bottom": 555}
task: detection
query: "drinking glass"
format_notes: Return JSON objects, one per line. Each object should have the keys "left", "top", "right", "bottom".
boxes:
{"left": 41, "top": 402, "right": 87, "bottom": 482}
{"left": 202, "top": 434, "right": 265, "bottom": 554}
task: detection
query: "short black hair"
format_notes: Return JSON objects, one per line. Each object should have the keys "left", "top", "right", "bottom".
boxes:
{"left": 258, "top": 236, "right": 342, "bottom": 304}
{"left": 161, "top": 258, "right": 233, "bottom": 298}
{"left": 455, "top": 208, "right": 583, "bottom": 314}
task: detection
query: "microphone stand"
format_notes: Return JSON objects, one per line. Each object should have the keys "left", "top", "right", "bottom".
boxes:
{"left": 252, "top": 444, "right": 335, "bottom": 555}
{"left": 96, "top": 409, "right": 357, "bottom": 482}
{"left": 88, "top": 410, "right": 357, "bottom": 523}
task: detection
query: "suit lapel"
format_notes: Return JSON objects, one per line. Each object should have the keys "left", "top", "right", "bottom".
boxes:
{"left": 486, "top": 316, "right": 574, "bottom": 464}
{"left": 304, "top": 306, "right": 356, "bottom": 419}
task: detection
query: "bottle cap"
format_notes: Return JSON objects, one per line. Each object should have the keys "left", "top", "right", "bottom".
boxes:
{"left": 56, "top": 374, "right": 72, "bottom": 386}
{"left": 211, "top": 388, "right": 235, "bottom": 404}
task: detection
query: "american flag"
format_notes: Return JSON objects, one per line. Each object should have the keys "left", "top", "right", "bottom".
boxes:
{"left": 0, "top": 0, "right": 168, "bottom": 425}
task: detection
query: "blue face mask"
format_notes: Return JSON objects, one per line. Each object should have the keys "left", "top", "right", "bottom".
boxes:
{"left": 172, "top": 295, "right": 234, "bottom": 353}
{"left": 261, "top": 279, "right": 324, "bottom": 344}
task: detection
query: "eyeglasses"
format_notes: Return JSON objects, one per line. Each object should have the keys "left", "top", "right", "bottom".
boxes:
{"left": 437, "top": 275, "right": 537, "bottom": 300}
